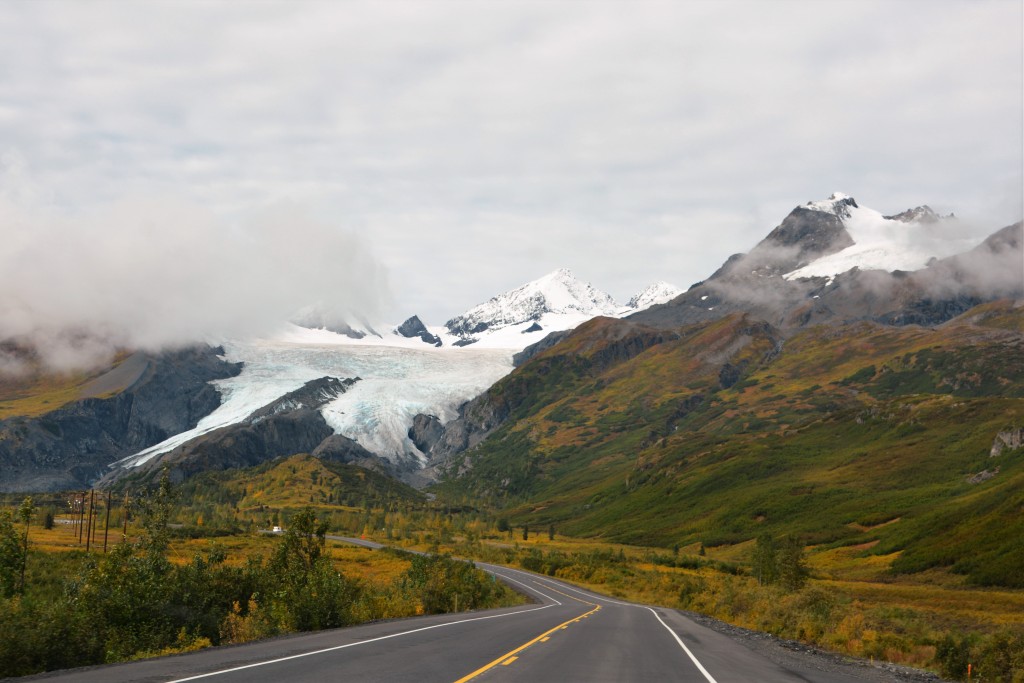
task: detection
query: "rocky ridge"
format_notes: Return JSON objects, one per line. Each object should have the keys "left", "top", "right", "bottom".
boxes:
{"left": 0, "top": 346, "right": 241, "bottom": 492}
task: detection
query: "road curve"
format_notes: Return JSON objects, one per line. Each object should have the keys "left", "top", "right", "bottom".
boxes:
{"left": 20, "top": 539, "right": 872, "bottom": 683}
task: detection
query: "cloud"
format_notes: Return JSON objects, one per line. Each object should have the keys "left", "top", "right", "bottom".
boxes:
{"left": 0, "top": 158, "right": 390, "bottom": 371}
{"left": 0, "top": 1, "right": 1019, "bottom": 323}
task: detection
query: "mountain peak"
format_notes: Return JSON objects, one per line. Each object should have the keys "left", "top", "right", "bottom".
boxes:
{"left": 884, "top": 205, "right": 940, "bottom": 224}
{"left": 627, "top": 281, "right": 683, "bottom": 310}
{"left": 445, "top": 268, "right": 618, "bottom": 338}
{"left": 804, "top": 192, "right": 860, "bottom": 218}
{"left": 395, "top": 315, "right": 442, "bottom": 347}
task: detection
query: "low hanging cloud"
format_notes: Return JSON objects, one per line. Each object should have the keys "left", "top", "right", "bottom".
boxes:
{"left": 0, "top": 168, "right": 390, "bottom": 372}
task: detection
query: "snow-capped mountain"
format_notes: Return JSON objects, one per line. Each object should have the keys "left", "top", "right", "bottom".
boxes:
{"left": 11, "top": 189, "right": 1019, "bottom": 493}
{"left": 633, "top": 193, "right": 1021, "bottom": 332}
{"left": 110, "top": 268, "right": 684, "bottom": 478}
{"left": 445, "top": 268, "right": 619, "bottom": 339}
{"left": 782, "top": 193, "right": 968, "bottom": 282}
{"left": 626, "top": 281, "right": 684, "bottom": 310}
{"left": 440, "top": 268, "right": 682, "bottom": 348}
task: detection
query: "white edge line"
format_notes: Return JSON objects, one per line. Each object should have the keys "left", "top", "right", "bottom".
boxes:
{"left": 167, "top": 570, "right": 558, "bottom": 682}
{"left": 648, "top": 608, "right": 719, "bottom": 683}
{"left": 494, "top": 565, "right": 634, "bottom": 606}
{"left": 488, "top": 564, "right": 718, "bottom": 683}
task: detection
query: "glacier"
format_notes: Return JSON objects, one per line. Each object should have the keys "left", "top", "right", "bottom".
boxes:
{"left": 118, "top": 268, "right": 680, "bottom": 474}
{"left": 120, "top": 328, "right": 515, "bottom": 469}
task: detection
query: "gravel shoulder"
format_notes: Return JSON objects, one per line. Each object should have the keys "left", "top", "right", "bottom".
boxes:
{"left": 678, "top": 608, "right": 948, "bottom": 683}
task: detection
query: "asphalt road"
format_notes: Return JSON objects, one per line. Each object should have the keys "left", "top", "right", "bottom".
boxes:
{"left": 21, "top": 539, "right": 872, "bottom": 683}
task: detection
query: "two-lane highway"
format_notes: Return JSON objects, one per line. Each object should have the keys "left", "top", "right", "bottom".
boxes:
{"left": 23, "top": 544, "right": 877, "bottom": 682}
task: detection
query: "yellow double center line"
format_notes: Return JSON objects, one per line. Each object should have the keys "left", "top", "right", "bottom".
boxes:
{"left": 453, "top": 582, "right": 601, "bottom": 682}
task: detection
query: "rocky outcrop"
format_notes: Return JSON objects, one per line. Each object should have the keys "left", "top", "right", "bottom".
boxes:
{"left": 0, "top": 346, "right": 242, "bottom": 492}
{"left": 884, "top": 205, "right": 941, "bottom": 223}
{"left": 408, "top": 414, "right": 443, "bottom": 455}
{"left": 512, "top": 330, "right": 572, "bottom": 367}
{"left": 423, "top": 392, "right": 511, "bottom": 473}
{"left": 137, "top": 408, "right": 336, "bottom": 484}
{"left": 312, "top": 433, "right": 387, "bottom": 471}
{"left": 246, "top": 377, "right": 357, "bottom": 423}
{"left": 395, "top": 316, "right": 442, "bottom": 347}
{"left": 991, "top": 428, "right": 1024, "bottom": 457}
{"left": 714, "top": 200, "right": 856, "bottom": 280}
{"left": 114, "top": 376, "right": 360, "bottom": 485}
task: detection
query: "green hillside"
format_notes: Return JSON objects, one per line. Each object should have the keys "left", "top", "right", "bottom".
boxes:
{"left": 171, "top": 453, "right": 425, "bottom": 530}
{"left": 437, "top": 301, "right": 1024, "bottom": 587}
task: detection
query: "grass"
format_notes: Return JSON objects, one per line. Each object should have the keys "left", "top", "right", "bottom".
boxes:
{"left": 0, "top": 351, "right": 133, "bottom": 419}
{"left": 379, "top": 525, "right": 1023, "bottom": 679}
{"left": 438, "top": 305, "right": 1024, "bottom": 588}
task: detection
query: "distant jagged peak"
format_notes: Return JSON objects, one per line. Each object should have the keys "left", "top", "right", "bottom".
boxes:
{"left": 445, "top": 268, "right": 619, "bottom": 338}
{"left": 394, "top": 315, "right": 442, "bottom": 347}
{"left": 627, "top": 281, "right": 683, "bottom": 310}
{"left": 803, "top": 192, "right": 860, "bottom": 217}
{"left": 291, "top": 305, "right": 380, "bottom": 339}
{"left": 884, "top": 205, "right": 941, "bottom": 224}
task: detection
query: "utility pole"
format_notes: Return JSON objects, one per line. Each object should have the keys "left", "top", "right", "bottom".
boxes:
{"left": 123, "top": 491, "right": 130, "bottom": 543}
{"left": 77, "top": 491, "right": 86, "bottom": 543}
{"left": 85, "top": 490, "right": 95, "bottom": 552}
{"left": 102, "top": 490, "right": 112, "bottom": 553}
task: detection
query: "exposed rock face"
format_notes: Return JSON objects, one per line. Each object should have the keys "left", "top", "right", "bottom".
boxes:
{"left": 139, "top": 408, "right": 336, "bottom": 484}
{"left": 991, "top": 428, "right": 1024, "bottom": 457}
{"left": 408, "top": 414, "right": 443, "bottom": 455}
{"left": 312, "top": 433, "right": 388, "bottom": 471}
{"left": 113, "top": 376, "right": 359, "bottom": 485}
{"left": 512, "top": 330, "right": 572, "bottom": 367}
{"left": 395, "top": 316, "right": 442, "bottom": 347}
{"left": 0, "top": 346, "right": 242, "bottom": 492}
{"left": 715, "top": 200, "right": 856, "bottom": 279}
{"left": 967, "top": 468, "right": 999, "bottom": 484}
{"left": 423, "top": 392, "right": 511, "bottom": 473}
{"left": 885, "top": 205, "right": 941, "bottom": 223}
{"left": 246, "top": 377, "right": 357, "bottom": 423}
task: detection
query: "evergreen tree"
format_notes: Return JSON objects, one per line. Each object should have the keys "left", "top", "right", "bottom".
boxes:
{"left": 17, "top": 497, "right": 34, "bottom": 593}
{"left": 777, "top": 535, "right": 809, "bottom": 591}
{"left": 0, "top": 511, "right": 22, "bottom": 598}
{"left": 136, "top": 470, "right": 177, "bottom": 556}
{"left": 752, "top": 533, "right": 778, "bottom": 586}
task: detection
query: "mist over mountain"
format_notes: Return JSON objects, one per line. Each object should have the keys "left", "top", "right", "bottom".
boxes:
{"left": 0, "top": 190, "right": 390, "bottom": 373}
{"left": 2, "top": 190, "right": 1020, "bottom": 495}
{"left": 631, "top": 194, "right": 1023, "bottom": 331}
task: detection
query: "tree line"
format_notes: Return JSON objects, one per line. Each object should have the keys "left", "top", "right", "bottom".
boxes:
{"left": 0, "top": 474, "right": 519, "bottom": 678}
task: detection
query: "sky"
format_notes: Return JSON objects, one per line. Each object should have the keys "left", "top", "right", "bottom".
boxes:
{"left": 1, "top": 0, "right": 1022, "bottom": 352}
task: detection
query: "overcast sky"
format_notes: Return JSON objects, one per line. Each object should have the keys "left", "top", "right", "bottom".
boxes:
{"left": 1, "top": 0, "right": 1021, "bottom": 331}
